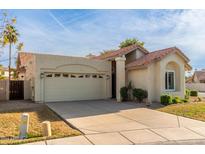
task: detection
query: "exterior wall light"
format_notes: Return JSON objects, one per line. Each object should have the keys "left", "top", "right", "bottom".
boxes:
{"left": 40, "top": 73, "right": 45, "bottom": 79}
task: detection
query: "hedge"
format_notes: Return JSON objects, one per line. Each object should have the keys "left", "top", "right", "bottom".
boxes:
{"left": 120, "top": 87, "right": 128, "bottom": 101}
{"left": 160, "top": 95, "right": 172, "bottom": 105}
{"left": 132, "top": 88, "right": 148, "bottom": 102}
{"left": 190, "top": 90, "right": 198, "bottom": 97}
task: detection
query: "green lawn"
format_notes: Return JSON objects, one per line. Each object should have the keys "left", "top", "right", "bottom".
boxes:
{"left": 158, "top": 102, "right": 205, "bottom": 122}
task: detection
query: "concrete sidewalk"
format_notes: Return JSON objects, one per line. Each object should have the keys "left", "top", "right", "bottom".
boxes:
{"left": 27, "top": 135, "right": 205, "bottom": 145}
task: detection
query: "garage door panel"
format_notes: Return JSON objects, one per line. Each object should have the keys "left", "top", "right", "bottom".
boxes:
{"left": 44, "top": 75, "right": 106, "bottom": 102}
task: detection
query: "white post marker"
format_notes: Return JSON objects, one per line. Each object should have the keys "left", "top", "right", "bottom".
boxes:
{"left": 19, "top": 113, "right": 29, "bottom": 139}
{"left": 42, "top": 121, "right": 52, "bottom": 137}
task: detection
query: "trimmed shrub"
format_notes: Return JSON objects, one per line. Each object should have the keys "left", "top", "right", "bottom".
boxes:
{"left": 172, "top": 96, "right": 182, "bottom": 104}
{"left": 161, "top": 95, "right": 189, "bottom": 105}
{"left": 120, "top": 87, "right": 128, "bottom": 101}
{"left": 190, "top": 90, "right": 198, "bottom": 96}
{"left": 160, "top": 95, "right": 172, "bottom": 105}
{"left": 185, "top": 89, "right": 190, "bottom": 99}
{"left": 132, "top": 88, "right": 148, "bottom": 102}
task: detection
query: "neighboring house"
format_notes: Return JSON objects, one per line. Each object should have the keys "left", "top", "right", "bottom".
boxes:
{"left": 192, "top": 70, "right": 205, "bottom": 83}
{"left": 17, "top": 44, "right": 191, "bottom": 103}
{"left": 0, "top": 67, "right": 15, "bottom": 79}
{"left": 186, "top": 70, "right": 205, "bottom": 92}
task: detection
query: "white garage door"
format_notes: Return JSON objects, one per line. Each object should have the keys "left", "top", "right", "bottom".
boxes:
{"left": 44, "top": 73, "right": 106, "bottom": 102}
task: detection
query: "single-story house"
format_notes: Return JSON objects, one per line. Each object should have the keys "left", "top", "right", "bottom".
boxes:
{"left": 185, "top": 70, "right": 205, "bottom": 92}
{"left": 0, "top": 67, "right": 15, "bottom": 79}
{"left": 191, "top": 70, "right": 205, "bottom": 83}
{"left": 17, "top": 44, "right": 191, "bottom": 103}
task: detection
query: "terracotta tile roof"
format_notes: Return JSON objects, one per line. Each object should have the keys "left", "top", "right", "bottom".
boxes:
{"left": 126, "top": 47, "right": 191, "bottom": 70}
{"left": 93, "top": 44, "right": 149, "bottom": 60}
{"left": 194, "top": 70, "right": 205, "bottom": 81}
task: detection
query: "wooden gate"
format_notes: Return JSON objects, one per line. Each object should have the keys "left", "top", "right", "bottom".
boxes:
{"left": 10, "top": 81, "right": 24, "bottom": 100}
{"left": 0, "top": 80, "right": 7, "bottom": 101}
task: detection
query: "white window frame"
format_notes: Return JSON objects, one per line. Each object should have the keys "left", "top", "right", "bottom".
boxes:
{"left": 165, "top": 70, "right": 175, "bottom": 91}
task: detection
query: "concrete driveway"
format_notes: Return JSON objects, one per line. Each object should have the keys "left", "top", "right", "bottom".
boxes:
{"left": 47, "top": 100, "right": 205, "bottom": 145}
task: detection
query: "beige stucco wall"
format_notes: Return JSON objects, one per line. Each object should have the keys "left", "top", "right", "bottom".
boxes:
{"left": 24, "top": 80, "right": 31, "bottom": 100}
{"left": 18, "top": 53, "right": 36, "bottom": 100}
{"left": 159, "top": 53, "right": 185, "bottom": 100}
{"left": 22, "top": 57, "right": 35, "bottom": 81}
{"left": 127, "top": 68, "right": 148, "bottom": 90}
{"left": 32, "top": 53, "right": 112, "bottom": 102}
{"left": 127, "top": 52, "right": 186, "bottom": 102}
{"left": 127, "top": 63, "right": 156, "bottom": 103}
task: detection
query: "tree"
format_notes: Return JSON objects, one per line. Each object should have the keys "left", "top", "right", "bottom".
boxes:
{"left": 11, "top": 68, "right": 17, "bottom": 79}
{"left": 85, "top": 53, "right": 96, "bottom": 59}
{"left": 119, "top": 38, "right": 144, "bottom": 48}
{"left": 100, "top": 49, "right": 115, "bottom": 56}
{"left": 0, "top": 64, "right": 5, "bottom": 80}
{"left": 0, "top": 13, "right": 19, "bottom": 83}
{"left": 0, "top": 12, "right": 8, "bottom": 56}
{"left": 16, "top": 42, "right": 24, "bottom": 51}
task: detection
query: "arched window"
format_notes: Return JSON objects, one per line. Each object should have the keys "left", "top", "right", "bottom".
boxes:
{"left": 165, "top": 61, "right": 180, "bottom": 91}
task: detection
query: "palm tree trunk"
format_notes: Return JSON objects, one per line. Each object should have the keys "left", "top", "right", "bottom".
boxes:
{"left": 8, "top": 43, "right": 11, "bottom": 94}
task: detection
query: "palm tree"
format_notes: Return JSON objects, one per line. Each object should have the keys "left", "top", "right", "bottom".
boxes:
{"left": 2, "top": 23, "right": 19, "bottom": 84}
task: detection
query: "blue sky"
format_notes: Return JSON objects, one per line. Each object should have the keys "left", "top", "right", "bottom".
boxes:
{"left": 0, "top": 9, "right": 205, "bottom": 71}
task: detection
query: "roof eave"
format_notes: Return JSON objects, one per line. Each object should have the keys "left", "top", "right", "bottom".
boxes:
{"left": 185, "top": 63, "right": 192, "bottom": 71}
{"left": 174, "top": 47, "right": 190, "bottom": 62}
{"left": 137, "top": 45, "right": 149, "bottom": 54}
{"left": 96, "top": 45, "right": 150, "bottom": 60}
